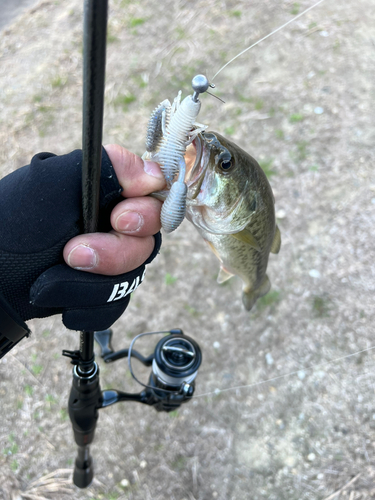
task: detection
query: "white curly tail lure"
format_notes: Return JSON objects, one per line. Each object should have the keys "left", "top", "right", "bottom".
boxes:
{"left": 144, "top": 0, "right": 326, "bottom": 233}
{"left": 143, "top": 75, "right": 212, "bottom": 233}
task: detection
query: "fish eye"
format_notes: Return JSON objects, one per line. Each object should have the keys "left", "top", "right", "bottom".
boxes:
{"left": 220, "top": 159, "right": 232, "bottom": 170}
{"left": 217, "top": 150, "right": 233, "bottom": 172}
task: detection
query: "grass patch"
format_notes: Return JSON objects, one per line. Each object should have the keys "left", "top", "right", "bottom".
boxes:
{"left": 312, "top": 294, "right": 331, "bottom": 318}
{"left": 171, "top": 455, "right": 187, "bottom": 471}
{"left": 31, "top": 363, "right": 43, "bottom": 376}
{"left": 289, "top": 113, "right": 304, "bottom": 123}
{"left": 230, "top": 10, "right": 242, "bottom": 17}
{"left": 184, "top": 304, "right": 201, "bottom": 317}
{"left": 3, "top": 434, "right": 18, "bottom": 456}
{"left": 257, "top": 290, "right": 281, "bottom": 310}
{"left": 113, "top": 93, "right": 136, "bottom": 110}
{"left": 24, "top": 384, "right": 33, "bottom": 396}
{"left": 255, "top": 99, "right": 264, "bottom": 111}
{"left": 51, "top": 75, "right": 67, "bottom": 88}
{"left": 259, "top": 158, "right": 276, "bottom": 178}
{"left": 275, "top": 129, "right": 284, "bottom": 139}
{"left": 60, "top": 408, "right": 69, "bottom": 421}
{"left": 291, "top": 3, "right": 300, "bottom": 15}
{"left": 165, "top": 273, "right": 177, "bottom": 285}
{"left": 129, "top": 17, "right": 145, "bottom": 28}
{"left": 296, "top": 140, "right": 308, "bottom": 161}
{"left": 224, "top": 125, "right": 235, "bottom": 136}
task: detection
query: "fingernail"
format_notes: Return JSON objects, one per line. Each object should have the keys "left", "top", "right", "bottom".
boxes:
{"left": 68, "top": 244, "right": 97, "bottom": 269}
{"left": 144, "top": 160, "right": 164, "bottom": 179}
{"left": 115, "top": 211, "right": 143, "bottom": 233}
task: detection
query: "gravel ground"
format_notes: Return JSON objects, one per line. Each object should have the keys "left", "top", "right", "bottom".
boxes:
{"left": 0, "top": 1, "right": 374, "bottom": 499}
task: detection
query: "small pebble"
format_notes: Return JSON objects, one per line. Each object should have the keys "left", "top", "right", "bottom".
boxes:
{"left": 314, "top": 106, "right": 324, "bottom": 115}
{"left": 121, "top": 479, "right": 130, "bottom": 488}
{"left": 298, "top": 370, "right": 306, "bottom": 380}
{"left": 307, "top": 453, "right": 316, "bottom": 461}
{"left": 213, "top": 341, "right": 220, "bottom": 349}
{"left": 265, "top": 353, "right": 274, "bottom": 365}
{"left": 276, "top": 209, "right": 286, "bottom": 219}
{"left": 309, "top": 269, "right": 321, "bottom": 278}
{"left": 317, "top": 473, "right": 324, "bottom": 480}
{"left": 140, "top": 460, "right": 147, "bottom": 469}
{"left": 320, "top": 30, "right": 329, "bottom": 37}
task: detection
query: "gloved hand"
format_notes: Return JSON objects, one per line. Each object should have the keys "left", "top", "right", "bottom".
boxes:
{"left": 0, "top": 145, "right": 165, "bottom": 357}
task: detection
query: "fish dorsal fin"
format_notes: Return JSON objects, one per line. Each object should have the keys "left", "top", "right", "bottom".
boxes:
{"left": 217, "top": 267, "right": 234, "bottom": 284}
{"left": 232, "top": 229, "right": 261, "bottom": 251}
{"left": 270, "top": 225, "right": 281, "bottom": 254}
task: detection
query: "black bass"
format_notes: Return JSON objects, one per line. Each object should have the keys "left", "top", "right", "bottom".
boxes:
{"left": 183, "top": 131, "right": 281, "bottom": 311}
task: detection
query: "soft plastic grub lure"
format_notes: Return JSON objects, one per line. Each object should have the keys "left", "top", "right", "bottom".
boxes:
{"left": 143, "top": 75, "right": 212, "bottom": 233}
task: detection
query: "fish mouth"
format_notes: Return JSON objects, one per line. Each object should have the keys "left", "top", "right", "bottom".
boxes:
{"left": 184, "top": 133, "right": 210, "bottom": 201}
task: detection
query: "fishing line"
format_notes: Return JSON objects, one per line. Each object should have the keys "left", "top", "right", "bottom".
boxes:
{"left": 193, "top": 344, "right": 375, "bottom": 399}
{"left": 212, "top": 0, "right": 327, "bottom": 81}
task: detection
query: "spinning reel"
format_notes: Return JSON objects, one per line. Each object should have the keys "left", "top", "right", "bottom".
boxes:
{"left": 96, "top": 328, "right": 202, "bottom": 411}
{"left": 63, "top": 329, "right": 202, "bottom": 487}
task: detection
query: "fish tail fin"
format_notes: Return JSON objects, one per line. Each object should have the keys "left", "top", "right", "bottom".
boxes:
{"left": 242, "top": 275, "right": 271, "bottom": 311}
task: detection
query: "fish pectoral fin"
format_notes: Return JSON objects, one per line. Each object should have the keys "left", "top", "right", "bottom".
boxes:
{"left": 270, "top": 224, "right": 281, "bottom": 254}
{"left": 232, "top": 229, "right": 261, "bottom": 251}
{"left": 217, "top": 267, "right": 234, "bottom": 284}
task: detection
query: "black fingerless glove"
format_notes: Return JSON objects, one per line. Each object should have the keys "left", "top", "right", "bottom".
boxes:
{"left": 0, "top": 149, "right": 161, "bottom": 358}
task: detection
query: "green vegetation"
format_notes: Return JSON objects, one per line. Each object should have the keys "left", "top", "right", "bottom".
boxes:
{"left": 295, "top": 140, "right": 308, "bottom": 161}
{"left": 230, "top": 10, "right": 242, "bottom": 17}
{"left": 31, "top": 363, "right": 43, "bottom": 376}
{"left": 129, "top": 17, "right": 145, "bottom": 28}
{"left": 224, "top": 125, "right": 235, "bottom": 136}
{"left": 312, "top": 294, "right": 331, "bottom": 318}
{"left": 113, "top": 93, "right": 136, "bottom": 110}
{"left": 275, "top": 129, "right": 284, "bottom": 139}
{"left": 165, "top": 273, "right": 177, "bottom": 285}
{"left": 171, "top": 455, "right": 187, "bottom": 470}
{"left": 257, "top": 290, "right": 281, "bottom": 310}
{"left": 24, "top": 384, "right": 33, "bottom": 396}
{"left": 291, "top": 3, "right": 300, "bottom": 15}
{"left": 175, "top": 27, "right": 185, "bottom": 39}
{"left": 59, "top": 408, "right": 69, "bottom": 421}
{"left": 3, "top": 434, "right": 18, "bottom": 455}
{"left": 184, "top": 304, "right": 201, "bottom": 317}
{"left": 51, "top": 75, "right": 67, "bottom": 88}
{"left": 259, "top": 158, "right": 276, "bottom": 178}
{"left": 255, "top": 99, "right": 264, "bottom": 111}
{"left": 289, "top": 113, "right": 304, "bottom": 123}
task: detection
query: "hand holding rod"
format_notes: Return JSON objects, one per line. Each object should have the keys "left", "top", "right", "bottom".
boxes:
{"left": 68, "top": 0, "right": 108, "bottom": 489}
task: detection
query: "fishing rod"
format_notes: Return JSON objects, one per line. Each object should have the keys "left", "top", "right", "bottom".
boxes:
{"left": 64, "top": 0, "right": 202, "bottom": 488}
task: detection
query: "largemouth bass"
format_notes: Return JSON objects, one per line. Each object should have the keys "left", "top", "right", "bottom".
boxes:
{"left": 183, "top": 131, "right": 281, "bottom": 311}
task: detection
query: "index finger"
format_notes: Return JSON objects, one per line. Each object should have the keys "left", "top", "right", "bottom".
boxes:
{"left": 104, "top": 144, "right": 166, "bottom": 197}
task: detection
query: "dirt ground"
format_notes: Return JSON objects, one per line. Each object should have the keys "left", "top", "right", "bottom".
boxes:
{"left": 0, "top": 0, "right": 374, "bottom": 499}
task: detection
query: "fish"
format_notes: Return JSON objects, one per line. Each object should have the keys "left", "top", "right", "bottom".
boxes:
{"left": 182, "top": 130, "right": 281, "bottom": 311}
